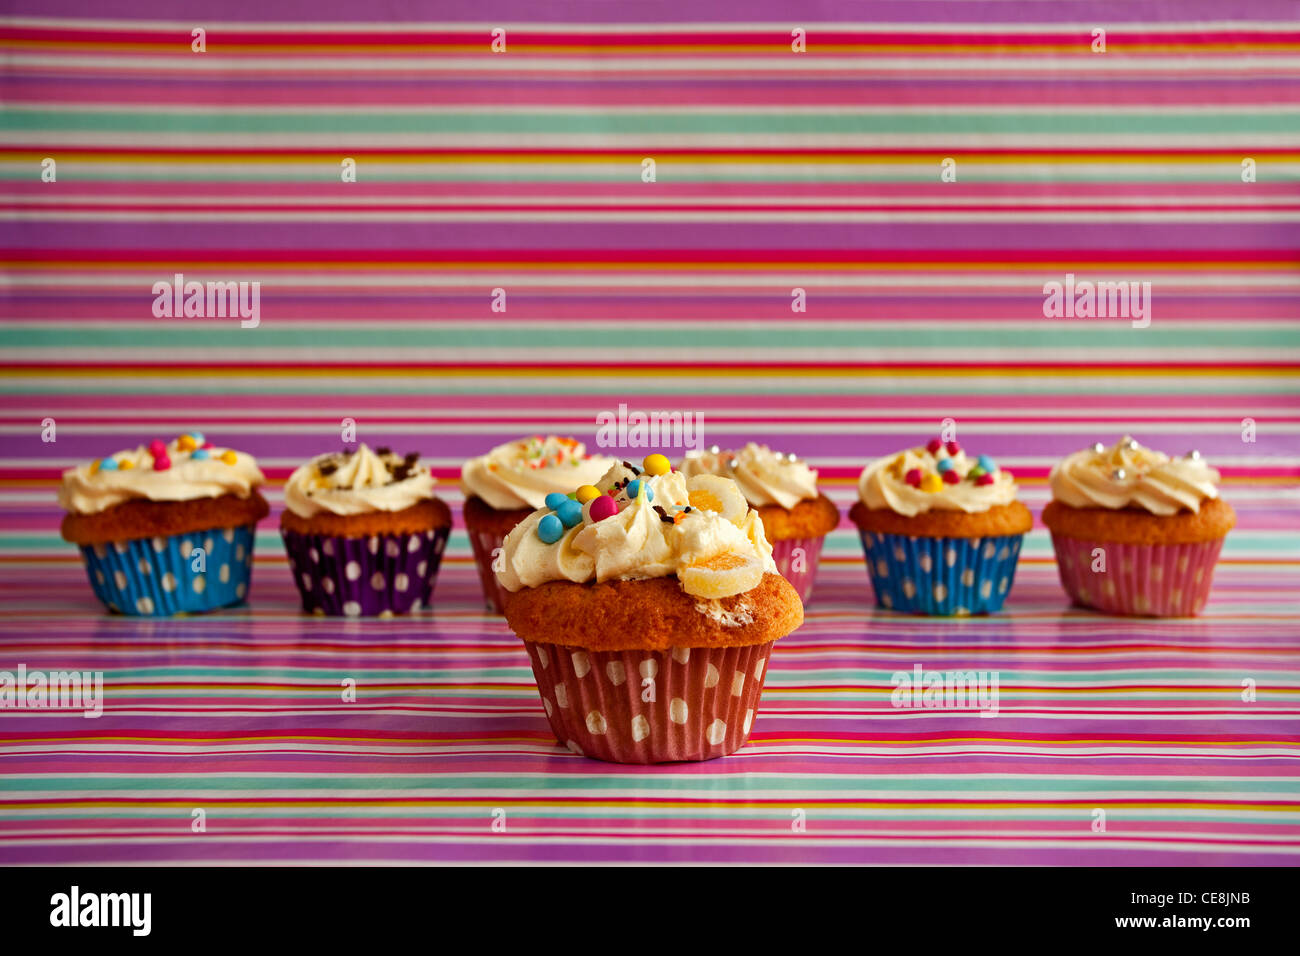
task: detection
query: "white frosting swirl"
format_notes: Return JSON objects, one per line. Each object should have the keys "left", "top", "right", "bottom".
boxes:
{"left": 678, "top": 443, "right": 818, "bottom": 509}
{"left": 1050, "top": 436, "right": 1220, "bottom": 516}
{"left": 461, "top": 435, "right": 616, "bottom": 510}
{"left": 58, "top": 437, "right": 265, "bottom": 515}
{"left": 283, "top": 444, "right": 436, "bottom": 517}
{"left": 858, "top": 444, "right": 1018, "bottom": 517}
{"left": 497, "top": 467, "right": 776, "bottom": 597}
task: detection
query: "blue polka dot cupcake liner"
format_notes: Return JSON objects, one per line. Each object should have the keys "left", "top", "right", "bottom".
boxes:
{"left": 857, "top": 531, "right": 1025, "bottom": 616}
{"left": 282, "top": 526, "right": 450, "bottom": 617}
{"left": 80, "top": 524, "right": 257, "bottom": 617}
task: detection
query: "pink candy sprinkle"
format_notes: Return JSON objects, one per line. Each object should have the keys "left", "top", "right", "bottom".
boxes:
{"left": 942, "top": 469, "right": 961, "bottom": 484}
{"left": 904, "top": 468, "right": 922, "bottom": 487}
{"left": 587, "top": 494, "right": 618, "bottom": 522}
{"left": 945, "top": 440, "right": 961, "bottom": 455}
{"left": 153, "top": 455, "right": 171, "bottom": 471}
{"left": 148, "top": 439, "right": 167, "bottom": 458}
{"left": 976, "top": 473, "right": 994, "bottom": 486}
{"left": 926, "top": 438, "right": 942, "bottom": 454}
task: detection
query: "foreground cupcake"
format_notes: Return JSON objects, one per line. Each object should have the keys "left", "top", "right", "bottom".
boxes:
{"left": 59, "top": 432, "right": 268, "bottom": 616}
{"left": 498, "top": 453, "right": 803, "bottom": 763}
{"left": 1042, "top": 437, "right": 1235, "bottom": 617}
{"left": 849, "top": 437, "right": 1032, "bottom": 615}
{"left": 461, "top": 435, "right": 615, "bottom": 612}
{"left": 678, "top": 444, "right": 838, "bottom": 602}
{"left": 280, "top": 444, "right": 451, "bottom": 617}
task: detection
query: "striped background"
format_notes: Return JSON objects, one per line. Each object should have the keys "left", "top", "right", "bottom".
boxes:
{"left": 1, "top": 2, "right": 1298, "bottom": 864}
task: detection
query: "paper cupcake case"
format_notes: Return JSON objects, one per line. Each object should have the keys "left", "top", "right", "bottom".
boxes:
{"left": 769, "top": 536, "right": 824, "bottom": 604}
{"left": 80, "top": 524, "right": 257, "bottom": 617}
{"left": 467, "top": 527, "right": 511, "bottom": 614}
{"left": 282, "top": 526, "right": 450, "bottom": 617}
{"left": 858, "top": 531, "right": 1024, "bottom": 616}
{"left": 1050, "top": 534, "right": 1224, "bottom": 617}
{"left": 524, "top": 640, "right": 774, "bottom": 764}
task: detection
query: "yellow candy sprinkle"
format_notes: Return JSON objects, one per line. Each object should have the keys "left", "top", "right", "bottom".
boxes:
{"left": 220, "top": 450, "right": 238, "bottom": 465}
{"left": 642, "top": 453, "right": 671, "bottom": 476}
{"left": 177, "top": 434, "right": 197, "bottom": 451}
{"left": 118, "top": 459, "right": 135, "bottom": 471}
{"left": 920, "top": 473, "right": 944, "bottom": 493}
{"left": 575, "top": 484, "right": 601, "bottom": 503}
{"left": 90, "top": 459, "right": 101, "bottom": 475}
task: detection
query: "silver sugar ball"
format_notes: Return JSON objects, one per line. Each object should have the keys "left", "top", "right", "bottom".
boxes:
{"left": 1111, "top": 467, "right": 1127, "bottom": 481}
{"left": 709, "top": 445, "right": 720, "bottom": 455}
{"left": 1091, "top": 442, "right": 1105, "bottom": 454}
{"left": 1186, "top": 449, "right": 1201, "bottom": 460}
{"left": 1124, "top": 438, "right": 1139, "bottom": 450}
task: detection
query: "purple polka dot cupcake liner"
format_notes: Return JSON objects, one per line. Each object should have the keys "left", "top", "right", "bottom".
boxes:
{"left": 79, "top": 524, "right": 257, "bottom": 617}
{"left": 857, "top": 531, "right": 1024, "bottom": 616}
{"left": 282, "top": 525, "right": 450, "bottom": 617}
{"left": 769, "top": 535, "right": 824, "bottom": 604}
{"left": 523, "top": 639, "right": 774, "bottom": 764}
{"left": 1050, "top": 533, "right": 1224, "bottom": 617}
{"left": 467, "top": 527, "right": 511, "bottom": 614}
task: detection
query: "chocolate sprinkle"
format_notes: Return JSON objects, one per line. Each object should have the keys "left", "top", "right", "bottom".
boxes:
{"left": 318, "top": 461, "right": 338, "bottom": 476}
{"left": 376, "top": 446, "right": 392, "bottom": 457}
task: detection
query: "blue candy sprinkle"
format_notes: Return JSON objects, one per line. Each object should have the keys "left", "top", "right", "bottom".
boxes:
{"left": 191, "top": 448, "right": 210, "bottom": 460}
{"left": 935, "top": 458, "right": 954, "bottom": 474}
{"left": 98, "top": 458, "right": 119, "bottom": 471}
{"left": 537, "top": 513, "right": 564, "bottom": 544}
{"left": 625, "top": 479, "right": 654, "bottom": 503}
{"left": 977, "top": 454, "right": 997, "bottom": 473}
{"left": 544, "top": 492, "right": 570, "bottom": 511}
{"left": 190, "top": 431, "right": 205, "bottom": 444}
{"left": 556, "top": 499, "right": 583, "bottom": 528}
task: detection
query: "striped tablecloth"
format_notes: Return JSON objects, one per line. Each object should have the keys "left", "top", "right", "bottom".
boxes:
{"left": 2, "top": 2, "right": 1299, "bottom": 864}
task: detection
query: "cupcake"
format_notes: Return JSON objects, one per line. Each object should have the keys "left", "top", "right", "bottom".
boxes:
{"left": 498, "top": 453, "right": 804, "bottom": 763}
{"left": 1042, "top": 437, "right": 1235, "bottom": 617}
{"left": 280, "top": 444, "right": 451, "bottom": 617}
{"left": 461, "top": 435, "right": 615, "bottom": 613}
{"left": 849, "top": 437, "right": 1032, "bottom": 615}
{"left": 58, "top": 432, "right": 268, "bottom": 616}
{"left": 678, "top": 443, "right": 838, "bottom": 602}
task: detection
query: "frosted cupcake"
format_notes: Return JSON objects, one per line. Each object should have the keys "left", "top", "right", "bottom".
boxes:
{"left": 849, "top": 437, "right": 1032, "bottom": 615}
{"left": 678, "top": 444, "right": 838, "bottom": 602}
{"left": 1042, "top": 437, "right": 1235, "bottom": 617}
{"left": 498, "top": 453, "right": 803, "bottom": 764}
{"left": 58, "top": 432, "right": 268, "bottom": 616}
{"left": 461, "top": 435, "right": 615, "bottom": 612}
{"left": 280, "top": 444, "right": 451, "bottom": 617}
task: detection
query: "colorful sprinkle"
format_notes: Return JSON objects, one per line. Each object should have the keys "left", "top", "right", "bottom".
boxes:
{"left": 975, "top": 473, "right": 995, "bottom": 486}
{"left": 935, "top": 458, "right": 955, "bottom": 474}
{"left": 575, "top": 484, "right": 601, "bottom": 504}
{"left": 544, "top": 492, "right": 570, "bottom": 511}
{"left": 537, "top": 513, "right": 564, "bottom": 544}
{"left": 904, "top": 468, "right": 922, "bottom": 488}
{"left": 977, "top": 454, "right": 997, "bottom": 473}
{"left": 920, "top": 473, "right": 944, "bottom": 493}
{"left": 942, "top": 469, "right": 961, "bottom": 484}
{"left": 153, "top": 455, "right": 171, "bottom": 472}
{"left": 625, "top": 479, "right": 654, "bottom": 503}
{"left": 925, "top": 438, "right": 943, "bottom": 454}
{"left": 642, "top": 453, "right": 671, "bottom": 476}
{"left": 148, "top": 439, "right": 167, "bottom": 458}
{"left": 189, "top": 431, "right": 205, "bottom": 444}
{"left": 191, "top": 448, "right": 210, "bottom": 460}
{"left": 177, "top": 434, "right": 198, "bottom": 452}
{"left": 556, "top": 499, "right": 583, "bottom": 528}
{"left": 219, "top": 451, "right": 238, "bottom": 465}
{"left": 967, "top": 465, "right": 986, "bottom": 480}
{"left": 945, "top": 440, "right": 961, "bottom": 455}
{"left": 97, "top": 458, "right": 118, "bottom": 472}
{"left": 588, "top": 495, "right": 618, "bottom": 523}
{"left": 118, "top": 459, "right": 135, "bottom": 471}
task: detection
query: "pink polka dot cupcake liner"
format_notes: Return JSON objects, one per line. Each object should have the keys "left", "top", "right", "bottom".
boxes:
{"left": 523, "top": 640, "right": 775, "bottom": 764}
{"left": 467, "top": 527, "right": 511, "bottom": 614}
{"left": 768, "top": 536, "right": 825, "bottom": 604}
{"left": 281, "top": 526, "right": 450, "bottom": 617}
{"left": 1049, "top": 533, "right": 1225, "bottom": 617}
